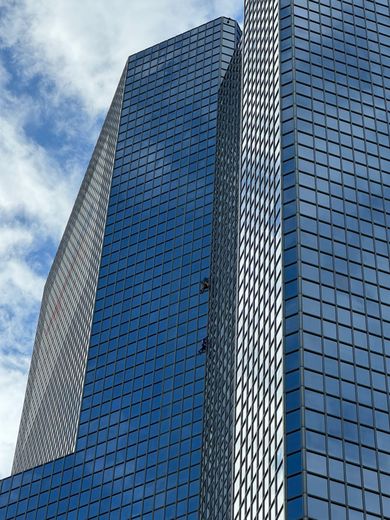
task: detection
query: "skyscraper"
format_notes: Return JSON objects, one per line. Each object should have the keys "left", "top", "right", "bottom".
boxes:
{"left": 2, "top": 1, "right": 390, "bottom": 520}
{"left": 0, "top": 17, "right": 241, "bottom": 520}
{"left": 278, "top": 1, "right": 390, "bottom": 518}
{"left": 233, "top": 1, "right": 390, "bottom": 519}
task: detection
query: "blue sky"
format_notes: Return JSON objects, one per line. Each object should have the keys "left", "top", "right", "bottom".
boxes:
{"left": 0, "top": 0, "right": 243, "bottom": 478}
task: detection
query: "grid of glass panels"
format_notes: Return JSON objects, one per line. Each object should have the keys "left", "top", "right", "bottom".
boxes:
{"left": 75, "top": 17, "right": 238, "bottom": 520}
{"left": 233, "top": 1, "right": 284, "bottom": 519}
{"left": 0, "top": 17, "right": 239, "bottom": 520}
{"left": 280, "top": 0, "right": 304, "bottom": 518}
{"left": 288, "top": 1, "right": 390, "bottom": 518}
{"left": 12, "top": 67, "right": 127, "bottom": 475}
{"left": 200, "top": 39, "right": 242, "bottom": 520}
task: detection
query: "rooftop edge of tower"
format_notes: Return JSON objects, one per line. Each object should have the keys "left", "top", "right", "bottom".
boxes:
{"left": 126, "top": 16, "right": 241, "bottom": 65}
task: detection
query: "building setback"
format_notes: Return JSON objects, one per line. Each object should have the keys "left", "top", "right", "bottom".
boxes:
{"left": 2, "top": 1, "right": 390, "bottom": 519}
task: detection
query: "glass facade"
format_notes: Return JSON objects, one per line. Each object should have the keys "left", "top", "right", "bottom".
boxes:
{"left": 200, "top": 40, "right": 241, "bottom": 520}
{"left": 2, "top": 2, "right": 390, "bottom": 519}
{"left": 12, "top": 68, "right": 127, "bottom": 475}
{"left": 283, "top": 1, "right": 390, "bottom": 519}
{"left": 233, "top": 1, "right": 284, "bottom": 519}
{"left": 0, "top": 17, "right": 240, "bottom": 520}
{"left": 235, "top": 1, "right": 390, "bottom": 519}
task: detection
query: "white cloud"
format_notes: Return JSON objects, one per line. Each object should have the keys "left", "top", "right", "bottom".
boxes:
{"left": 0, "top": 361, "right": 29, "bottom": 479}
{"left": 0, "top": 102, "right": 79, "bottom": 238}
{"left": 0, "top": 259, "right": 43, "bottom": 388}
{"left": 0, "top": 62, "right": 81, "bottom": 477}
{"left": 0, "top": 0, "right": 243, "bottom": 117}
{"left": 0, "top": 0, "right": 243, "bottom": 479}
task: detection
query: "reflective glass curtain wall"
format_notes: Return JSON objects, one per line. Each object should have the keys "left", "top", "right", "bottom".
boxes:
{"left": 3, "top": 2, "right": 390, "bottom": 519}
{"left": 237, "top": 1, "right": 390, "bottom": 519}
{"left": 283, "top": 1, "right": 390, "bottom": 519}
{"left": 12, "top": 68, "right": 127, "bottom": 475}
{"left": 233, "top": 1, "right": 284, "bottom": 519}
{"left": 0, "top": 17, "right": 240, "bottom": 520}
{"left": 200, "top": 41, "right": 242, "bottom": 520}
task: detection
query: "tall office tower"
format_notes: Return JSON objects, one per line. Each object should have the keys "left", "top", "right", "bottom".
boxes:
{"left": 234, "top": 1, "right": 390, "bottom": 520}
{"left": 2, "top": 1, "right": 390, "bottom": 520}
{"left": 0, "top": 17, "right": 241, "bottom": 520}
{"left": 281, "top": 1, "right": 390, "bottom": 518}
